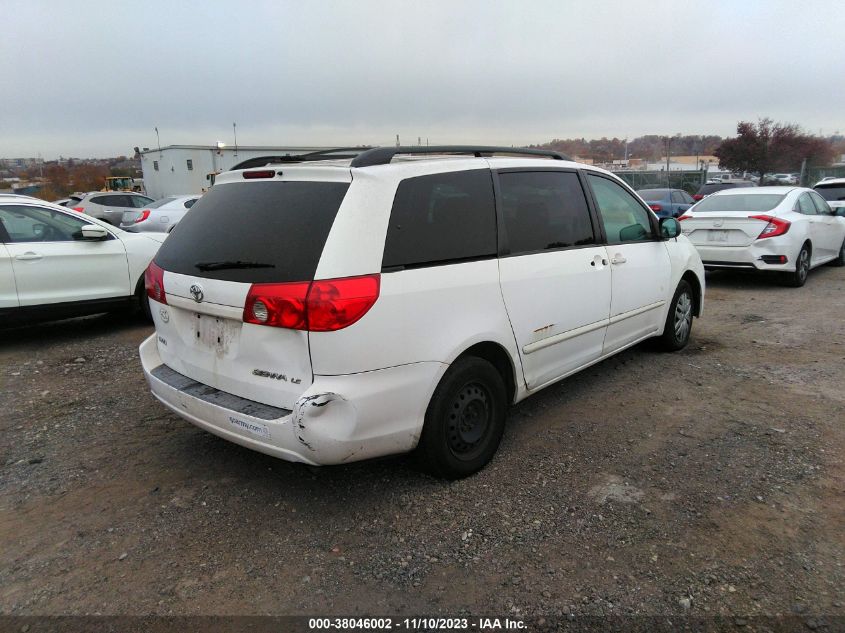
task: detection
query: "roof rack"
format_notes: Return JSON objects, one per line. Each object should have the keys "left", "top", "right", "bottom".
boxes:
{"left": 349, "top": 146, "right": 570, "bottom": 168}
{"left": 229, "top": 147, "right": 374, "bottom": 171}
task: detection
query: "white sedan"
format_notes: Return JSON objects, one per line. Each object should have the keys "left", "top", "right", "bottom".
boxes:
{"left": 119, "top": 194, "right": 201, "bottom": 233}
{"left": 680, "top": 186, "right": 845, "bottom": 286}
{"left": 0, "top": 197, "right": 166, "bottom": 325}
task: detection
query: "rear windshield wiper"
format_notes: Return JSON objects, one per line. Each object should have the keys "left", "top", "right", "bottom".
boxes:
{"left": 195, "top": 260, "right": 276, "bottom": 271}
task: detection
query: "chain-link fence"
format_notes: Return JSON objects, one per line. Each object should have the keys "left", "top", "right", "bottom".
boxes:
{"left": 803, "top": 165, "right": 845, "bottom": 187}
{"left": 612, "top": 170, "right": 707, "bottom": 195}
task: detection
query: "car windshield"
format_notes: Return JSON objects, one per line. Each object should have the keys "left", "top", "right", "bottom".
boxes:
{"left": 637, "top": 189, "right": 669, "bottom": 201}
{"left": 694, "top": 193, "right": 785, "bottom": 213}
{"left": 814, "top": 185, "right": 845, "bottom": 202}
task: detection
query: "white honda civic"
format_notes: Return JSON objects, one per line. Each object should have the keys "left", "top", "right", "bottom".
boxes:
{"left": 680, "top": 187, "right": 845, "bottom": 286}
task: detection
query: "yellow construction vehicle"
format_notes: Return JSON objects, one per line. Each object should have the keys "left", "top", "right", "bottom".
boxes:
{"left": 103, "top": 176, "right": 145, "bottom": 193}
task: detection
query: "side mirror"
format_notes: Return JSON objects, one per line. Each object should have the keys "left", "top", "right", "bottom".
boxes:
{"left": 77, "top": 224, "right": 109, "bottom": 240}
{"left": 660, "top": 217, "right": 681, "bottom": 239}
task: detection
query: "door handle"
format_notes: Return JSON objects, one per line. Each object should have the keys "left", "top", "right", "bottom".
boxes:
{"left": 610, "top": 255, "right": 627, "bottom": 265}
{"left": 15, "top": 252, "right": 43, "bottom": 261}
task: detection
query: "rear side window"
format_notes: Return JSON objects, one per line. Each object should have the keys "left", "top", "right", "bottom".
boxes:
{"left": 382, "top": 169, "right": 496, "bottom": 269}
{"left": 155, "top": 181, "right": 349, "bottom": 283}
{"left": 499, "top": 171, "right": 595, "bottom": 255}
{"left": 89, "top": 195, "right": 112, "bottom": 205}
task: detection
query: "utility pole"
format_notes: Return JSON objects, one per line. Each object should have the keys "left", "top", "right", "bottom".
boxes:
{"left": 396, "top": 134, "right": 400, "bottom": 148}
{"left": 233, "top": 122, "right": 238, "bottom": 156}
{"left": 155, "top": 127, "right": 162, "bottom": 158}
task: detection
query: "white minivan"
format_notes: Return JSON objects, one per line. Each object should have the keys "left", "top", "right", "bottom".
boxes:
{"left": 139, "top": 147, "right": 705, "bottom": 478}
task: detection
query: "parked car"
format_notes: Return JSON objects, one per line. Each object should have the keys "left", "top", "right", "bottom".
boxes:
{"left": 70, "top": 191, "right": 154, "bottom": 226}
{"left": 139, "top": 146, "right": 705, "bottom": 479}
{"left": 680, "top": 187, "right": 845, "bottom": 286}
{"left": 813, "top": 178, "right": 845, "bottom": 215}
{"left": 119, "top": 195, "right": 201, "bottom": 233}
{"left": 693, "top": 181, "right": 756, "bottom": 202}
{"left": 770, "top": 173, "right": 799, "bottom": 185}
{"left": 0, "top": 198, "right": 166, "bottom": 325}
{"left": 636, "top": 188, "right": 695, "bottom": 218}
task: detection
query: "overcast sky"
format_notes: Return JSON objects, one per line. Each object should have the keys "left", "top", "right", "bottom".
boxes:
{"left": 2, "top": 0, "right": 844, "bottom": 159}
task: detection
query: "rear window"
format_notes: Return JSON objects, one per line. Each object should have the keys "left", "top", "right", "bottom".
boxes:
{"left": 694, "top": 193, "right": 785, "bottom": 213}
{"left": 814, "top": 185, "right": 845, "bottom": 202}
{"left": 154, "top": 181, "right": 349, "bottom": 283}
{"left": 637, "top": 189, "right": 670, "bottom": 201}
{"left": 382, "top": 169, "right": 496, "bottom": 269}
{"left": 147, "top": 197, "right": 176, "bottom": 209}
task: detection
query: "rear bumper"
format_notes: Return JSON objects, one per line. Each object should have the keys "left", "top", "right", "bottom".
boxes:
{"left": 139, "top": 334, "right": 445, "bottom": 466}
{"left": 694, "top": 238, "right": 796, "bottom": 272}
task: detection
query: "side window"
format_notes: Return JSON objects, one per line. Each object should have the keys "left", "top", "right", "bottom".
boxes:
{"left": 498, "top": 171, "right": 595, "bottom": 255}
{"left": 809, "top": 192, "right": 832, "bottom": 215}
{"left": 186, "top": 159, "right": 194, "bottom": 171}
{"left": 0, "top": 205, "right": 89, "bottom": 243}
{"left": 587, "top": 174, "right": 654, "bottom": 243}
{"left": 89, "top": 195, "right": 112, "bottom": 206}
{"left": 153, "top": 160, "right": 159, "bottom": 171}
{"left": 797, "top": 193, "right": 816, "bottom": 215}
{"left": 131, "top": 196, "right": 152, "bottom": 208}
{"left": 671, "top": 191, "right": 685, "bottom": 204}
{"left": 382, "top": 169, "right": 496, "bottom": 269}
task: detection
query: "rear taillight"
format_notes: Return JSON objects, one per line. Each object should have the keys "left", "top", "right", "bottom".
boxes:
{"left": 693, "top": 194, "right": 704, "bottom": 201}
{"left": 677, "top": 215, "right": 691, "bottom": 221}
{"left": 243, "top": 281, "right": 310, "bottom": 329}
{"left": 307, "top": 275, "right": 381, "bottom": 332}
{"left": 649, "top": 204, "right": 663, "bottom": 212}
{"left": 134, "top": 209, "right": 151, "bottom": 223}
{"left": 750, "top": 215, "right": 791, "bottom": 239}
{"left": 144, "top": 261, "right": 167, "bottom": 305}
{"left": 72, "top": 206, "right": 85, "bottom": 212}
{"left": 243, "top": 274, "right": 380, "bottom": 332}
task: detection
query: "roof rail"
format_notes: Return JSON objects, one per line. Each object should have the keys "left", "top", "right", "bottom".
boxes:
{"left": 229, "top": 147, "right": 374, "bottom": 171}
{"left": 349, "top": 146, "right": 570, "bottom": 168}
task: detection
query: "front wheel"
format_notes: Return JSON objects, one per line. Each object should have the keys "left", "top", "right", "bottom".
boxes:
{"left": 416, "top": 357, "right": 506, "bottom": 479}
{"left": 656, "top": 280, "right": 694, "bottom": 352}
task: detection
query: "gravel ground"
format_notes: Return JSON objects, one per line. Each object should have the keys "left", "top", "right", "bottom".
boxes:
{"left": 1, "top": 266, "right": 843, "bottom": 625}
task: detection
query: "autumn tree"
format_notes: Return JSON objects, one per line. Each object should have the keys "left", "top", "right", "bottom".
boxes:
{"left": 714, "top": 119, "right": 834, "bottom": 184}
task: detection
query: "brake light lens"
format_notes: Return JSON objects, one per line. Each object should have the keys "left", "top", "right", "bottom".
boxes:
{"left": 307, "top": 275, "right": 381, "bottom": 332}
{"left": 72, "top": 206, "right": 85, "bottom": 212}
{"left": 649, "top": 204, "right": 663, "bottom": 212}
{"left": 243, "top": 281, "right": 310, "bottom": 329}
{"left": 693, "top": 194, "right": 704, "bottom": 201}
{"left": 243, "top": 274, "right": 380, "bottom": 331}
{"left": 750, "top": 215, "right": 791, "bottom": 239}
{"left": 677, "top": 215, "right": 692, "bottom": 221}
{"left": 134, "top": 209, "right": 151, "bottom": 223}
{"left": 242, "top": 170, "right": 276, "bottom": 179}
{"left": 144, "top": 261, "right": 167, "bottom": 305}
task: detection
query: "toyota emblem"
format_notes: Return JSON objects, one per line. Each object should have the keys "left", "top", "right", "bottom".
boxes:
{"left": 189, "top": 284, "right": 204, "bottom": 303}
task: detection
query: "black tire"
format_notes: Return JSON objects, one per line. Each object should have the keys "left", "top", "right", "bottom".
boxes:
{"left": 830, "top": 238, "right": 845, "bottom": 267}
{"left": 137, "top": 285, "right": 152, "bottom": 322}
{"left": 416, "top": 357, "right": 507, "bottom": 479}
{"left": 783, "top": 243, "right": 811, "bottom": 287}
{"left": 656, "top": 280, "right": 694, "bottom": 352}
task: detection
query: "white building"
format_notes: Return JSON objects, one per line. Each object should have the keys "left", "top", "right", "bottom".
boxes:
{"left": 139, "top": 145, "right": 329, "bottom": 198}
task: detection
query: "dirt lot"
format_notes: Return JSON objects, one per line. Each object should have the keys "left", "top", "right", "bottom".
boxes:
{"left": 1, "top": 267, "right": 843, "bottom": 625}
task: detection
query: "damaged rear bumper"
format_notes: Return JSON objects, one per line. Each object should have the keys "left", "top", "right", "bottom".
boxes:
{"left": 139, "top": 334, "right": 445, "bottom": 465}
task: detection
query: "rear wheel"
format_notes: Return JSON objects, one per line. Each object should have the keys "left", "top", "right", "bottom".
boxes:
{"left": 656, "top": 280, "right": 694, "bottom": 352}
{"left": 416, "top": 357, "right": 506, "bottom": 479}
{"left": 783, "top": 243, "right": 811, "bottom": 287}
